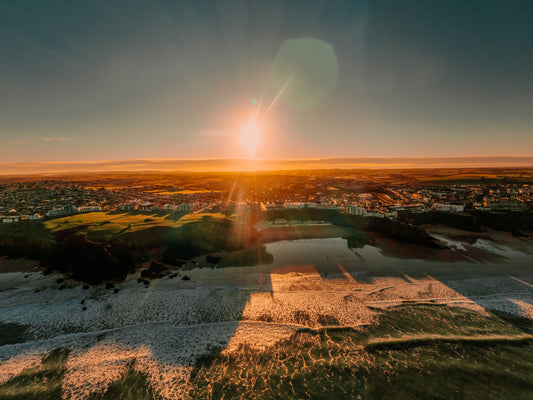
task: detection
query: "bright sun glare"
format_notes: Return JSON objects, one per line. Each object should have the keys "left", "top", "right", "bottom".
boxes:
{"left": 240, "top": 118, "right": 261, "bottom": 157}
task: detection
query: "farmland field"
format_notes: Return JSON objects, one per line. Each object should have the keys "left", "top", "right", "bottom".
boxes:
{"left": 43, "top": 211, "right": 228, "bottom": 241}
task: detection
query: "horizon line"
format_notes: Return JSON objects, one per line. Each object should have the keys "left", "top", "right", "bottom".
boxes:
{"left": 2, "top": 156, "right": 533, "bottom": 175}
{"left": 4, "top": 154, "right": 533, "bottom": 164}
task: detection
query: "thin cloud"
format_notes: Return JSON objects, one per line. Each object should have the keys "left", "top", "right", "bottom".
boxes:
{"left": 8, "top": 140, "right": 29, "bottom": 145}
{"left": 36, "top": 137, "right": 68, "bottom": 142}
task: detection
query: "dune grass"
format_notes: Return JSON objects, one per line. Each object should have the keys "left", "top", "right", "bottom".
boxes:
{"left": 0, "top": 350, "right": 159, "bottom": 400}
{"left": 358, "top": 304, "right": 526, "bottom": 340}
{"left": 88, "top": 364, "right": 160, "bottom": 400}
{"left": 189, "top": 305, "right": 533, "bottom": 399}
{"left": 0, "top": 348, "right": 69, "bottom": 400}
{"left": 1, "top": 306, "right": 532, "bottom": 399}
{"left": 189, "top": 333, "right": 533, "bottom": 399}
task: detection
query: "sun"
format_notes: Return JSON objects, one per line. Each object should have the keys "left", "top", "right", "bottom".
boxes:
{"left": 240, "top": 118, "right": 261, "bottom": 157}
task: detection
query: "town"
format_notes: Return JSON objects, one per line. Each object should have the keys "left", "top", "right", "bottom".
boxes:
{"left": 1, "top": 169, "right": 532, "bottom": 223}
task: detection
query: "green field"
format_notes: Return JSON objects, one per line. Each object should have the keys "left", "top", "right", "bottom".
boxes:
{"left": 43, "top": 211, "right": 228, "bottom": 241}
{"left": 0, "top": 349, "right": 70, "bottom": 400}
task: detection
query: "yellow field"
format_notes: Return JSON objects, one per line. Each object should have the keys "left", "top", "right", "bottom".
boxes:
{"left": 174, "top": 189, "right": 221, "bottom": 194}
{"left": 142, "top": 189, "right": 222, "bottom": 195}
{"left": 44, "top": 211, "right": 228, "bottom": 241}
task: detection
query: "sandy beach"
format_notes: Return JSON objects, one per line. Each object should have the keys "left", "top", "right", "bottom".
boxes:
{"left": 1, "top": 231, "right": 533, "bottom": 399}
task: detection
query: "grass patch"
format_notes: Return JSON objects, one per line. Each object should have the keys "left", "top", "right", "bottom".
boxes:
{"left": 2, "top": 306, "right": 531, "bottom": 399}
{"left": 365, "top": 343, "right": 533, "bottom": 400}
{"left": 490, "top": 310, "right": 533, "bottom": 334}
{"left": 88, "top": 363, "right": 160, "bottom": 400}
{"left": 365, "top": 334, "right": 533, "bottom": 351}
{"left": 358, "top": 304, "right": 525, "bottom": 340}
{"left": 189, "top": 305, "right": 533, "bottom": 399}
{"left": 44, "top": 211, "right": 228, "bottom": 241}
{"left": 189, "top": 329, "right": 533, "bottom": 400}
{"left": 0, "top": 322, "right": 29, "bottom": 346}
{"left": 0, "top": 348, "right": 70, "bottom": 400}
{"left": 0, "top": 222, "right": 55, "bottom": 257}
{"left": 317, "top": 314, "right": 340, "bottom": 326}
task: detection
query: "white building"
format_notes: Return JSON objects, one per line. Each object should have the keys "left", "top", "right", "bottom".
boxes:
{"left": 433, "top": 203, "right": 465, "bottom": 213}
{"left": 176, "top": 203, "right": 193, "bottom": 212}
{"left": 46, "top": 206, "right": 77, "bottom": 218}
{"left": 346, "top": 204, "right": 365, "bottom": 216}
{"left": 347, "top": 204, "right": 392, "bottom": 219}
{"left": 384, "top": 211, "right": 398, "bottom": 220}
{"left": 119, "top": 203, "right": 138, "bottom": 211}
{"left": 139, "top": 202, "right": 154, "bottom": 211}
{"left": 284, "top": 203, "right": 299, "bottom": 209}
{"left": 2, "top": 216, "right": 20, "bottom": 223}
{"left": 78, "top": 206, "right": 102, "bottom": 213}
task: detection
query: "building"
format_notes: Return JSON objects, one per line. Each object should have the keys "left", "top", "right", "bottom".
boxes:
{"left": 433, "top": 203, "right": 465, "bottom": 213}
{"left": 176, "top": 203, "right": 193, "bottom": 212}
{"left": 284, "top": 203, "right": 299, "bottom": 209}
{"left": 46, "top": 205, "right": 77, "bottom": 218}
{"left": 489, "top": 199, "right": 528, "bottom": 212}
{"left": 2, "top": 216, "right": 20, "bottom": 223}
{"left": 78, "top": 206, "right": 102, "bottom": 213}
{"left": 346, "top": 204, "right": 365, "bottom": 216}
{"left": 138, "top": 202, "right": 154, "bottom": 211}
{"left": 364, "top": 210, "right": 385, "bottom": 218}
{"left": 119, "top": 203, "right": 138, "bottom": 211}
{"left": 384, "top": 211, "right": 398, "bottom": 219}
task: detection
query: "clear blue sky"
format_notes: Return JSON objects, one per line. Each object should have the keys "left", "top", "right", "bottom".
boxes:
{"left": 1, "top": 0, "right": 532, "bottom": 162}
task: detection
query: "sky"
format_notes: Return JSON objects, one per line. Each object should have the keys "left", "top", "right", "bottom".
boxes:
{"left": 1, "top": 0, "right": 532, "bottom": 163}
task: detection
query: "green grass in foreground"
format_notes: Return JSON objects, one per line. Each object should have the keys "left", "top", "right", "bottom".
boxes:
{"left": 190, "top": 333, "right": 533, "bottom": 400}
{"left": 0, "top": 348, "right": 69, "bottom": 400}
{"left": 88, "top": 364, "right": 159, "bottom": 400}
{"left": 1, "top": 306, "right": 533, "bottom": 399}
{"left": 189, "top": 305, "right": 533, "bottom": 399}
{"left": 361, "top": 303, "right": 526, "bottom": 339}
{"left": 0, "top": 350, "right": 158, "bottom": 400}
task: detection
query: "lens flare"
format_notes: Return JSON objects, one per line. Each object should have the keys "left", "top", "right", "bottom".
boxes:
{"left": 240, "top": 119, "right": 260, "bottom": 158}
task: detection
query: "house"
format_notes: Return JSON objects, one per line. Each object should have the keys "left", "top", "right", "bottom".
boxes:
{"left": 119, "top": 203, "right": 138, "bottom": 211}
{"left": 138, "top": 202, "right": 154, "bottom": 211}
{"left": 46, "top": 205, "right": 77, "bottom": 218}
{"left": 433, "top": 203, "right": 465, "bottom": 213}
{"left": 284, "top": 203, "right": 299, "bottom": 209}
{"left": 2, "top": 216, "right": 20, "bottom": 223}
{"left": 176, "top": 203, "right": 193, "bottom": 212}
{"left": 78, "top": 206, "right": 102, "bottom": 213}
{"left": 346, "top": 204, "right": 365, "bottom": 216}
